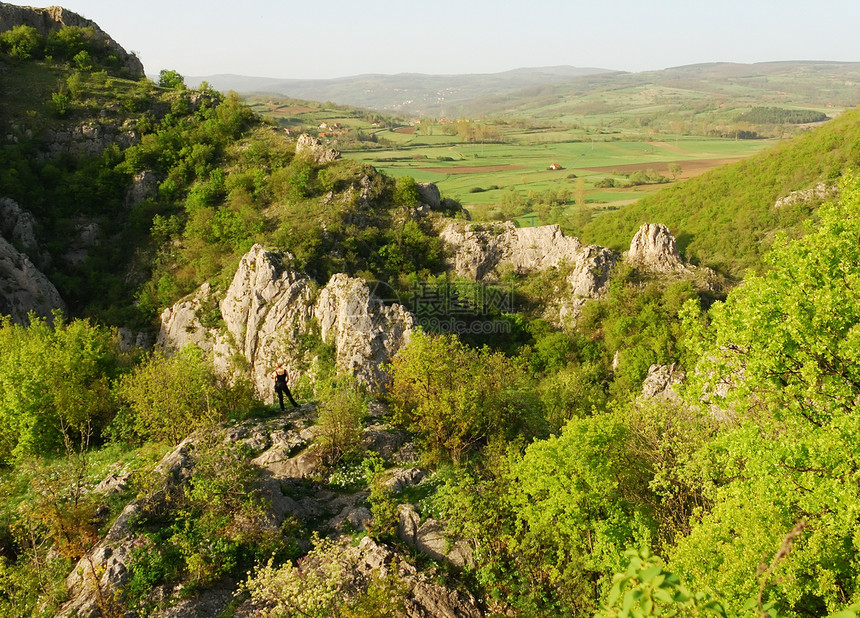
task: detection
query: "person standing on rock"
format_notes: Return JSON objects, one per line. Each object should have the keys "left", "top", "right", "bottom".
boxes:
{"left": 272, "top": 362, "right": 298, "bottom": 410}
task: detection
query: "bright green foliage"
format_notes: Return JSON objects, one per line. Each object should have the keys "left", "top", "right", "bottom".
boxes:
{"left": 392, "top": 175, "right": 420, "bottom": 207}
{"left": 508, "top": 411, "right": 656, "bottom": 614}
{"left": 579, "top": 268, "right": 701, "bottom": 399}
{"left": 115, "top": 346, "right": 222, "bottom": 444}
{"left": 158, "top": 69, "right": 185, "bottom": 90}
{"left": 315, "top": 375, "right": 367, "bottom": 467}
{"left": 0, "top": 25, "right": 42, "bottom": 59}
{"left": 597, "top": 549, "right": 727, "bottom": 618}
{"left": 389, "top": 330, "right": 541, "bottom": 463}
{"left": 0, "top": 314, "right": 122, "bottom": 462}
{"left": 670, "top": 174, "right": 860, "bottom": 615}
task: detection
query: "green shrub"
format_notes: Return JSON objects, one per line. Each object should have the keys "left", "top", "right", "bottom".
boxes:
{"left": 115, "top": 345, "right": 222, "bottom": 444}
{"left": 0, "top": 314, "right": 122, "bottom": 462}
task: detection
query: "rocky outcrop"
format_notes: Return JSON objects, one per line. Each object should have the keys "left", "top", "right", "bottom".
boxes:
{"left": 0, "top": 2, "right": 144, "bottom": 76}
{"left": 0, "top": 235, "right": 65, "bottom": 324}
{"left": 440, "top": 221, "right": 592, "bottom": 280}
{"left": 125, "top": 170, "right": 159, "bottom": 207}
{"left": 296, "top": 133, "right": 340, "bottom": 164}
{"left": 441, "top": 221, "right": 617, "bottom": 322}
{"left": 640, "top": 363, "right": 685, "bottom": 401}
{"left": 158, "top": 245, "right": 413, "bottom": 394}
{"left": 398, "top": 504, "right": 474, "bottom": 569}
{"left": 626, "top": 223, "right": 689, "bottom": 274}
{"left": 60, "top": 410, "right": 479, "bottom": 618}
{"left": 42, "top": 121, "right": 139, "bottom": 159}
{"left": 0, "top": 197, "right": 39, "bottom": 253}
{"left": 774, "top": 182, "right": 837, "bottom": 209}
{"left": 316, "top": 273, "right": 414, "bottom": 388}
{"left": 220, "top": 245, "right": 315, "bottom": 393}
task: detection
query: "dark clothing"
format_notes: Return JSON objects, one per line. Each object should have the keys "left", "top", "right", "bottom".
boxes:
{"left": 274, "top": 370, "right": 298, "bottom": 409}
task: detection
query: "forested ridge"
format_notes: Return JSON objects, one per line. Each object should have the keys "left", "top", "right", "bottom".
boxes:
{"left": 2, "top": 11, "right": 860, "bottom": 618}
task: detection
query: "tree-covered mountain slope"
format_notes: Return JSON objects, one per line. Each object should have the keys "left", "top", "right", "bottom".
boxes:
{"left": 577, "top": 105, "right": 860, "bottom": 277}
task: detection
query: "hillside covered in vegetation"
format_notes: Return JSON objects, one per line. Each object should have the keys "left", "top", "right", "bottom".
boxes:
{"left": 2, "top": 5, "right": 860, "bottom": 618}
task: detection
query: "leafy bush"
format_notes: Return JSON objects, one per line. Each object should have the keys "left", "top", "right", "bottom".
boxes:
{"left": 389, "top": 331, "right": 542, "bottom": 463}
{"left": 0, "top": 314, "right": 123, "bottom": 462}
{"left": 0, "top": 25, "right": 43, "bottom": 59}
{"left": 114, "top": 346, "right": 222, "bottom": 444}
{"left": 315, "top": 376, "right": 367, "bottom": 468}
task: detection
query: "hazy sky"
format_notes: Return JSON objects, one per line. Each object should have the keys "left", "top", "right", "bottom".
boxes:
{"left": 31, "top": 0, "right": 860, "bottom": 79}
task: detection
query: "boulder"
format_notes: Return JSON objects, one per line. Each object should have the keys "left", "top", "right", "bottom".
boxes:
{"left": 398, "top": 505, "right": 474, "bottom": 569}
{"left": 640, "top": 363, "right": 685, "bottom": 401}
{"left": 417, "top": 182, "right": 441, "bottom": 209}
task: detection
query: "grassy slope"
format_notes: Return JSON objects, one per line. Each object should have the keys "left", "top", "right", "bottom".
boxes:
{"left": 576, "top": 106, "right": 860, "bottom": 277}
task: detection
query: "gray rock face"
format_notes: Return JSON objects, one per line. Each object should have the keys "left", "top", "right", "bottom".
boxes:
{"left": 416, "top": 182, "right": 441, "bottom": 209}
{"left": 42, "top": 122, "right": 140, "bottom": 160}
{"left": 774, "top": 182, "right": 837, "bottom": 209}
{"left": 156, "top": 282, "right": 235, "bottom": 377}
{"left": 398, "top": 505, "right": 475, "bottom": 569}
{"left": 296, "top": 133, "right": 340, "bottom": 164}
{"left": 0, "top": 235, "right": 65, "bottom": 324}
{"left": 640, "top": 363, "right": 685, "bottom": 401}
{"left": 440, "top": 222, "right": 590, "bottom": 279}
{"left": 440, "top": 221, "right": 617, "bottom": 323}
{"left": 0, "top": 3, "right": 144, "bottom": 76}
{"left": 626, "top": 223, "right": 689, "bottom": 274}
{"left": 219, "top": 244, "right": 315, "bottom": 394}
{"left": 316, "top": 273, "right": 414, "bottom": 389}
{"left": 0, "top": 198, "right": 38, "bottom": 252}
{"left": 126, "top": 170, "right": 159, "bottom": 207}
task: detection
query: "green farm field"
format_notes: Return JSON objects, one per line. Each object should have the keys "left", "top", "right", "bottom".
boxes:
{"left": 342, "top": 136, "right": 774, "bottom": 216}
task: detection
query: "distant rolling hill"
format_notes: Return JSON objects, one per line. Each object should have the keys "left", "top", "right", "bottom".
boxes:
{"left": 471, "top": 61, "right": 860, "bottom": 119}
{"left": 185, "top": 66, "right": 616, "bottom": 116}
{"left": 189, "top": 62, "right": 860, "bottom": 125}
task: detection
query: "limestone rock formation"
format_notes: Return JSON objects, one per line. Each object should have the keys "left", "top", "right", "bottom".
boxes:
{"left": 626, "top": 223, "right": 689, "bottom": 274}
{"left": 640, "top": 363, "right": 685, "bottom": 401}
{"left": 125, "top": 170, "right": 159, "bottom": 207}
{"left": 0, "top": 2, "right": 144, "bottom": 76}
{"left": 296, "top": 133, "right": 340, "bottom": 164}
{"left": 219, "top": 244, "right": 315, "bottom": 394}
{"left": 42, "top": 121, "right": 139, "bottom": 159}
{"left": 440, "top": 221, "right": 617, "bottom": 322}
{"left": 440, "top": 221, "right": 593, "bottom": 280}
{"left": 316, "top": 273, "right": 414, "bottom": 388}
{"left": 158, "top": 245, "right": 413, "bottom": 393}
{"left": 0, "top": 235, "right": 65, "bottom": 324}
{"left": 0, "top": 197, "right": 39, "bottom": 253}
{"left": 156, "top": 282, "right": 235, "bottom": 375}
{"left": 60, "top": 412, "right": 480, "bottom": 618}
{"left": 398, "top": 504, "right": 475, "bottom": 569}
{"left": 774, "top": 182, "right": 837, "bottom": 209}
